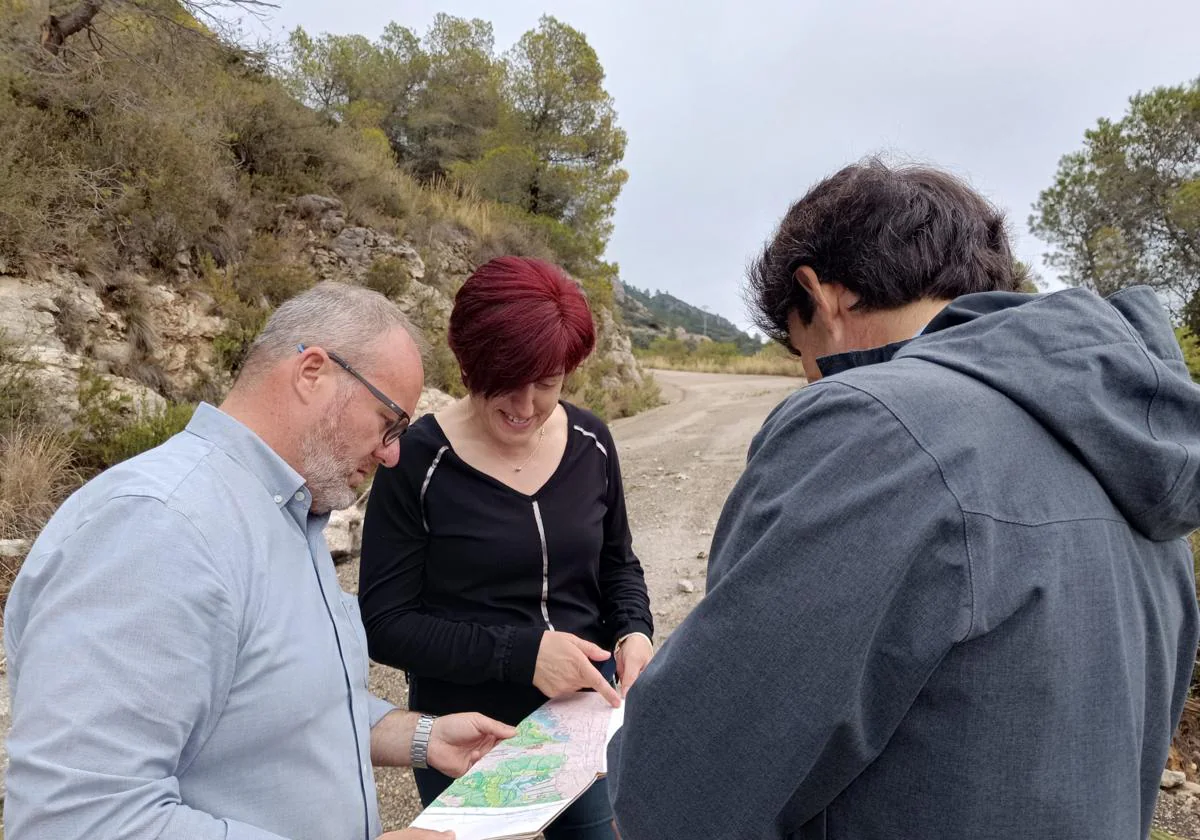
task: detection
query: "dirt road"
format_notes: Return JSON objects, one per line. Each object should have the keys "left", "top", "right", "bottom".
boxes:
{"left": 610, "top": 369, "right": 802, "bottom": 636}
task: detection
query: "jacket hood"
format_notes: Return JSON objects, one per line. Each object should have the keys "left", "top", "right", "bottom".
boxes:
{"left": 819, "top": 287, "right": 1200, "bottom": 541}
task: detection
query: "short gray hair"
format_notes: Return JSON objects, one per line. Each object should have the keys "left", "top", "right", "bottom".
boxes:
{"left": 240, "top": 282, "right": 427, "bottom": 381}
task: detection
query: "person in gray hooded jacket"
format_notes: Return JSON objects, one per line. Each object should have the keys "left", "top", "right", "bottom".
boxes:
{"left": 607, "top": 159, "right": 1200, "bottom": 840}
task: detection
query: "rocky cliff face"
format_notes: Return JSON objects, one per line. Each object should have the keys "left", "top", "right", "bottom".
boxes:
{"left": 1, "top": 195, "right": 644, "bottom": 429}
{"left": 0, "top": 194, "right": 652, "bottom": 576}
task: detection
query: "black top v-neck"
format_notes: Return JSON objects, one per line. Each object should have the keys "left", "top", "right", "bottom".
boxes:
{"left": 426, "top": 411, "right": 568, "bottom": 500}
{"left": 359, "top": 401, "right": 653, "bottom": 725}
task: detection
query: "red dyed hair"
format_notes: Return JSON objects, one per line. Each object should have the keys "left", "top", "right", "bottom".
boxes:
{"left": 448, "top": 257, "right": 596, "bottom": 397}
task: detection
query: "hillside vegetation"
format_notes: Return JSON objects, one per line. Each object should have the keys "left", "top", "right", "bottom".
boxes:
{"left": 0, "top": 0, "right": 660, "bottom": 602}
{"left": 620, "top": 284, "right": 763, "bottom": 352}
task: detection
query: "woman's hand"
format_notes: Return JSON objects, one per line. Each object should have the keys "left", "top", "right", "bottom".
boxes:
{"left": 614, "top": 633, "right": 654, "bottom": 697}
{"left": 532, "top": 631, "right": 621, "bottom": 707}
{"left": 428, "top": 713, "right": 517, "bottom": 778}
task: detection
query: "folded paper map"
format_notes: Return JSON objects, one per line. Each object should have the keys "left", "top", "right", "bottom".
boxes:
{"left": 409, "top": 692, "right": 625, "bottom": 840}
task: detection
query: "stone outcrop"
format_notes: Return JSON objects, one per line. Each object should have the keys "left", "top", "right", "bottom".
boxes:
{"left": 421, "top": 228, "right": 475, "bottom": 293}
{"left": 593, "top": 305, "right": 643, "bottom": 390}
{"left": 1, "top": 273, "right": 175, "bottom": 418}
{"left": 318, "top": 227, "right": 424, "bottom": 284}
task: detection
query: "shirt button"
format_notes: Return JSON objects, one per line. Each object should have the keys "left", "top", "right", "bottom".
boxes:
{"left": 295, "top": 492, "right": 305, "bottom": 501}
{"left": 273, "top": 495, "right": 283, "bottom": 504}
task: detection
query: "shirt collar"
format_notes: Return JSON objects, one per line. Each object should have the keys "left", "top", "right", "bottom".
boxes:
{"left": 185, "top": 403, "right": 307, "bottom": 510}
{"left": 816, "top": 339, "right": 913, "bottom": 377}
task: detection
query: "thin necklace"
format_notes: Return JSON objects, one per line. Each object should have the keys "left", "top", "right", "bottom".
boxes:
{"left": 513, "top": 426, "right": 546, "bottom": 472}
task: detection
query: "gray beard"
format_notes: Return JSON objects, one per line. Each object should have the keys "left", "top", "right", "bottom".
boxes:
{"left": 299, "top": 406, "right": 358, "bottom": 515}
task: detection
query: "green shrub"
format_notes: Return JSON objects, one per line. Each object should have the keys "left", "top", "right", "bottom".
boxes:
{"left": 363, "top": 255, "right": 413, "bottom": 299}
{"left": 72, "top": 369, "right": 194, "bottom": 472}
{"left": 563, "top": 356, "right": 661, "bottom": 421}
{"left": 202, "top": 256, "right": 270, "bottom": 376}
{"left": 580, "top": 275, "right": 614, "bottom": 312}
{"left": 636, "top": 335, "right": 804, "bottom": 377}
{"left": 71, "top": 368, "right": 132, "bottom": 471}
{"left": 0, "top": 331, "right": 49, "bottom": 437}
{"left": 1178, "top": 327, "right": 1200, "bottom": 382}
{"left": 233, "top": 234, "right": 316, "bottom": 306}
{"left": 427, "top": 337, "right": 466, "bottom": 398}
{"left": 92, "top": 401, "right": 195, "bottom": 469}
{"left": 607, "top": 377, "right": 662, "bottom": 419}
{"left": 469, "top": 207, "right": 556, "bottom": 266}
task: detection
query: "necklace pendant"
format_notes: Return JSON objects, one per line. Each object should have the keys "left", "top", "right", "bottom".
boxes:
{"left": 511, "top": 425, "right": 545, "bottom": 472}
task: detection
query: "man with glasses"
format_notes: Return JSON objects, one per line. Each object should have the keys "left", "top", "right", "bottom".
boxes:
{"left": 5, "top": 282, "right": 512, "bottom": 839}
{"left": 305, "top": 346, "right": 412, "bottom": 448}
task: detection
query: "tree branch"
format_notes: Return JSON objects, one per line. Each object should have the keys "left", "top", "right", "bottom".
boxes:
{"left": 41, "top": 0, "right": 105, "bottom": 56}
{"left": 40, "top": 0, "right": 278, "bottom": 56}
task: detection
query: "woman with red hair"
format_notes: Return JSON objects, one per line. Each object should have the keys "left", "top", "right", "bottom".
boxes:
{"left": 359, "top": 256, "right": 654, "bottom": 839}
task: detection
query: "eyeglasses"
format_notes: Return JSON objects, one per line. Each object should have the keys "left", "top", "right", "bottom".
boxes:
{"left": 297, "top": 344, "right": 410, "bottom": 446}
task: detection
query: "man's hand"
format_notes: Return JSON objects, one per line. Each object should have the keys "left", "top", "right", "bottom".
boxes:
{"left": 379, "top": 830, "right": 454, "bottom": 839}
{"left": 428, "top": 713, "right": 516, "bottom": 778}
{"left": 371, "top": 710, "right": 512, "bottom": 772}
{"left": 533, "top": 631, "right": 622, "bottom": 707}
{"left": 614, "top": 634, "right": 654, "bottom": 697}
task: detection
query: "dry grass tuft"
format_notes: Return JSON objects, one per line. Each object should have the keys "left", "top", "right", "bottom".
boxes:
{"left": 0, "top": 425, "right": 80, "bottom": 543}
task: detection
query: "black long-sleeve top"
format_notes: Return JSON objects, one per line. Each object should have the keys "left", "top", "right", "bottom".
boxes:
{"left": 359, "top": 401, "right": 653, "bottom": 725}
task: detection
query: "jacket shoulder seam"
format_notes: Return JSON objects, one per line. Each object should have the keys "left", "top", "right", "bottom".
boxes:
{"left": 827, "top": 380, "right": 978, "bottom": 642}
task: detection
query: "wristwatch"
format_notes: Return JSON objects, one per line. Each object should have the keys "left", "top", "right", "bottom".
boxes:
{"left": 411, "top": 713, "right": 437, "bottom": 770}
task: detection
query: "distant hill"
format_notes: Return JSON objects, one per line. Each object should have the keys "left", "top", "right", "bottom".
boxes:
{"left": 615, "top": 282, "right": 763, "bottom": 354}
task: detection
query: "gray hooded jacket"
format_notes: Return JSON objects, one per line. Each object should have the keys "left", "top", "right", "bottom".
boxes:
{"left": 608, "top": 287, "right": 1200, "bottom": 839}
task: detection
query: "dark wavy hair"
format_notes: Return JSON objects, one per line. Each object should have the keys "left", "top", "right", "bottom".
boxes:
{"left": 746, "top": 159, "right": 1021, "bottom": 345}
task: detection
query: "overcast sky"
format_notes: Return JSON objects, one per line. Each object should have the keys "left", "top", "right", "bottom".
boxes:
{"left": 247, "top": 0, "right": 1200, "bottom": 333}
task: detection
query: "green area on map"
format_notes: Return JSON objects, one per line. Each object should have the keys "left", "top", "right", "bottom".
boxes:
{"left": 434, "top": 753, "right": 568, "bottom": 808}
{"left": 505, "top": 711, "right": 568, "bottom": 749}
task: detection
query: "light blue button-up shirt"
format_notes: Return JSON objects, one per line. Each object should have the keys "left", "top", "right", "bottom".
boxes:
{"left": 4, "top": 403, "right": 395, "bottom": 840}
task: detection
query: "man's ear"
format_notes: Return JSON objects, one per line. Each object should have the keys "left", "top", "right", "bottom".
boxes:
{"left": 794, "top": 266, "right": 848, "bottom": 342}
{"left": 294, "top": 345, "right": 328, "bottom": 405}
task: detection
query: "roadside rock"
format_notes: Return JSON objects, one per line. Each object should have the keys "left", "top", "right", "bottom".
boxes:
{"left": 593, "top": 306, "right": 642, "bottom": 391}
{"left": 1164, "top": 769, "right": 1188, "bottom": 789}
{"left": 416, "top": 387, "right": 455, "bottom": 418}
{"left": 326, "top": 507, "right": 363, "bottom": 564}
{"left": 0, "top": 540, "right": 32, "bottom": 559}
